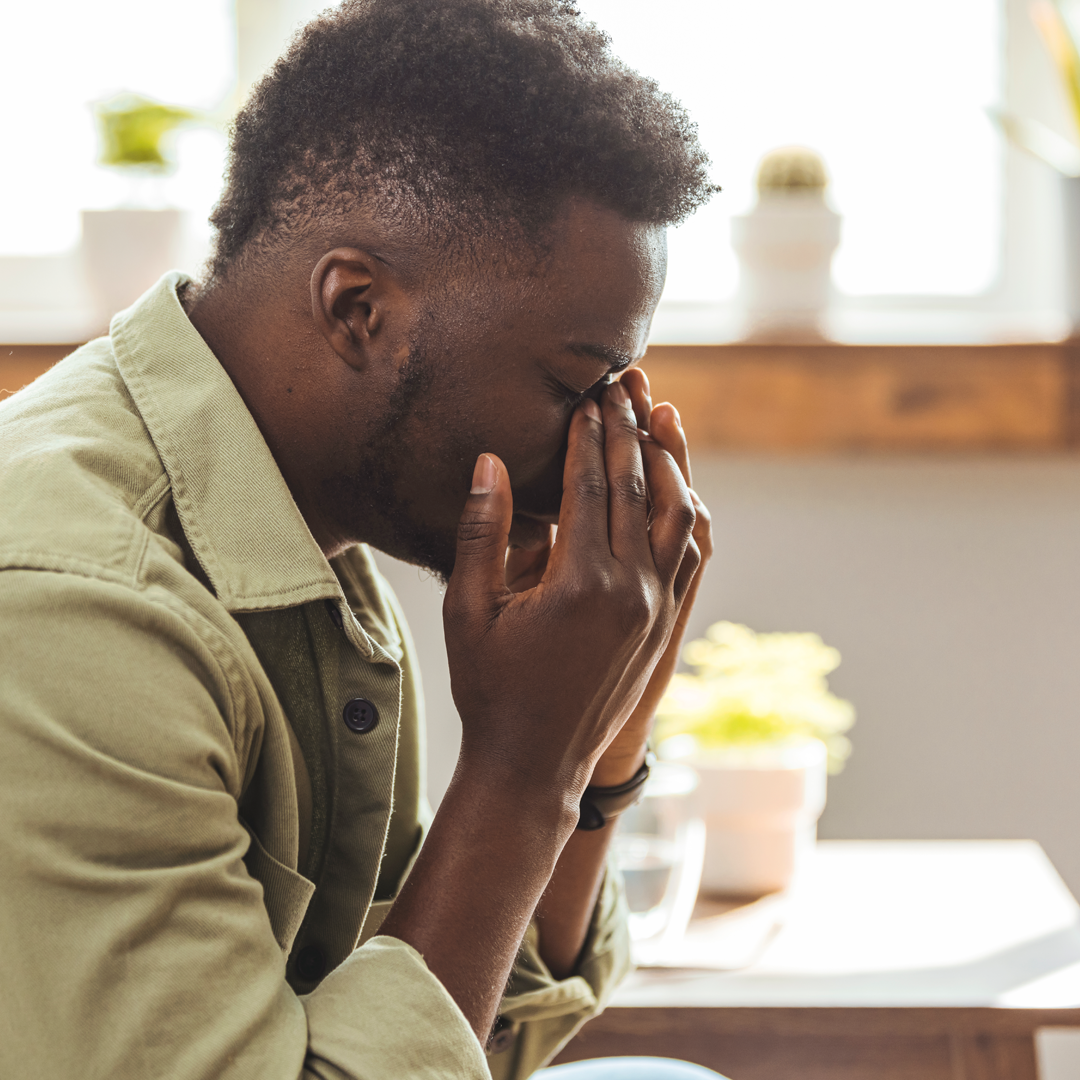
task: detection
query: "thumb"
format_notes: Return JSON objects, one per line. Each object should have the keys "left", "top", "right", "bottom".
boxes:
{"left": 447, "top": 454, "right": 513, "bottom": 606}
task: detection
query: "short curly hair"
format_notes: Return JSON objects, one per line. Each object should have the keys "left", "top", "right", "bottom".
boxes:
{"left": 207, "top": 0, "right": 716, "bottom": 279}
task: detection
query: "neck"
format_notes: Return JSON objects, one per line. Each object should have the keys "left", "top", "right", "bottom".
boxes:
{"left": 184, "top": 278, "right": 357, "bottom": 559}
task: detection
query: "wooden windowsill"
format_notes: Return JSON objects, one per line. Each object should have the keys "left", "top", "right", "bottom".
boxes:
{"left": 5, "top": 340, "right": 1080, "bottom": 453}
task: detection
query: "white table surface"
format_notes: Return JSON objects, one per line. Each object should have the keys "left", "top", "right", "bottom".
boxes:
{"left": 615, "top": 840, "right": 1080, "bottom": 1010}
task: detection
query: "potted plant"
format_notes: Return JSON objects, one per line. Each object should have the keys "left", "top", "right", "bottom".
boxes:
{"left": 655, "top": 621, "right": 855, "bottom": 896}
{"left": 82, "top": 93, "right": 199, "bottom": 330}
{"left": 730, "top": 146, "right": 841, "bottom": 342}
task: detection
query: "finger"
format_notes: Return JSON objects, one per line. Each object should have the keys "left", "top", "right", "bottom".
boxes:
{"left": 672, "top": 533, "right": 703, "bottom": 613}
{"left": 602, "top": 380, "right": 652, "bottom": 564}
{"left": 548, "top": 399, "right": 611, "bottom": 571}
{"left": 670, "top": 492, "right": 712, "bottom": 626}
{"left": 688, "top": 488, "right": 714, "bottom": 565}
{"left": 639, "top": 439, "right": 695, "bottom": 586}
{"left": 671, "top": 490, "right": 711, "bottom": 607}
{"left": 446, "top": 454, "right": 514, "bottom": 610}
{"left": 649, "top": 402, "right": 691, "bottom": 488}
{"left": 619, "top": 367, "right": 653, "bottom": 431}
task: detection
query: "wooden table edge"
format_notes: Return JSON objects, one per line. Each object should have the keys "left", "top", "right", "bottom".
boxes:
{"left": 576, "top": 1004, "right": 1080, "bottom": 1037}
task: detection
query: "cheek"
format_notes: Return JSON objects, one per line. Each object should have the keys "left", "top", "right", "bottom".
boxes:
{"left": 497, "top": 414, "right": 571, "bottom": 516}
{"left": 497, "top": 404, "right": 571, "bottom": 485}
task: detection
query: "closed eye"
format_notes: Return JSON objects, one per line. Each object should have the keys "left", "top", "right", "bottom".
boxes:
{"left": 548, "top": 372, "right": 614, "bottom": 410}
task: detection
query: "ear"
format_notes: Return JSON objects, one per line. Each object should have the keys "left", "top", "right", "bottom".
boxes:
{"left": 310, "top": 247, "right": 394, "bottom": 371}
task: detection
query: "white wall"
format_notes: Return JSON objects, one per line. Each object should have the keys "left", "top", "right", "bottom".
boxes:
{"left": 375, "top": 454, "right": 1080, "bottom": 897}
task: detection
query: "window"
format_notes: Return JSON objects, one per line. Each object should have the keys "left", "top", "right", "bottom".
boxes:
{"left": 0, "top": 0, "right": 1068, "bottom": 343}
{"left": 576, "top": 0, "right": 1002, "bottom": 302}
{"left": 0, "top": 0, "right": 234, "bottom": 257}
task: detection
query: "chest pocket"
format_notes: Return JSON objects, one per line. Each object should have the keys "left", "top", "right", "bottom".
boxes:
{"left": 242, "top": 823, "right": 316, "bottom": 954}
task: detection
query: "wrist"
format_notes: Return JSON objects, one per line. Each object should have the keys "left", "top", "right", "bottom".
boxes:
{"left": 590, "top": 742, "right": 649, "bottom": 788}
{"left": 449, "top": 753, "right": 581, "bottom": 840}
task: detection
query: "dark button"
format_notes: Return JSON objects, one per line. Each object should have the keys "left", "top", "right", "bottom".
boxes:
{"left": 324, "top": 599, "right": 344, "bottom": 631}
{"left": 343, "top": 697, "right": 379, "bottom": 734}
{"left": 295, "top": 944, "right": 326, "bottom": 982}
{"left": 488, "top": 1016, "right": 516, "bottom": 1055}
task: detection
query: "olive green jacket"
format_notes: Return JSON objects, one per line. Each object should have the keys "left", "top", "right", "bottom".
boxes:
{"left": 0, "top": 273, "right": 630, "bottom": 1080}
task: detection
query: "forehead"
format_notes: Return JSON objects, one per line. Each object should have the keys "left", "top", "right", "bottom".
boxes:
{"left": 534, "top": 199, "right": 667, "bottom": 337}
{"left": 455, "top": 199, "right": 666, "bottom": 360}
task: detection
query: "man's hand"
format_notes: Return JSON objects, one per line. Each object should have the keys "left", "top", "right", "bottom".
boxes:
{"left": 443, "top": 379, "right": 699, "bottom": 805}
{"left": 501, "top": 368, "right": 713, "bottom": 787}
{"left": 380, "top": 378, "right": 703, "bottom": 1039}
{"left": 590, "top": 367, "right": 714, "bottom": 785}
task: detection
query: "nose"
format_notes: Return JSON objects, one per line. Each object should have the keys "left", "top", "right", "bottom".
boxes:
{"left": 584, "top": 373, "right": 614, "bottom": 405}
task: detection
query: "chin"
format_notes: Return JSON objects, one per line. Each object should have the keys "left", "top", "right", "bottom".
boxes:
{"left": 377, "top": 521, "right": 457, "bottom": 586}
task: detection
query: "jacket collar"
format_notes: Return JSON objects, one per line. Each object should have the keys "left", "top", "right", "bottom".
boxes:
{"left": 111, "top": 272, "right": 343, "bottom": 614}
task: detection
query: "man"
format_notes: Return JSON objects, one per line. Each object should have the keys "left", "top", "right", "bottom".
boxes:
{"left": 0, "top": 1, "right": 716, "bottom": 1077}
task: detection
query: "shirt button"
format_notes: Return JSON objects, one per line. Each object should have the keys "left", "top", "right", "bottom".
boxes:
{"left": 343, "top": 697, "right": 379, "bottom": 733}
{"left": 488, "top": 1017, "right": 516, "bottom": 1054}
{"left": 295, "top": 944, "right": 327, "bottom": 982}
{"left": 324, "top": 598, "right": 344, "bottom": 631}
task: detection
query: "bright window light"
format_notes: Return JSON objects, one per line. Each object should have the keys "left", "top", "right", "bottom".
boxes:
{"left": 0, "top": 0, "right": 235, "bottom": 257}
{"left": 575, "top": 0, "right": 1003, "bottom": 301}
{"left": 1, "top": 0, "right": 1001, "bottom": 303}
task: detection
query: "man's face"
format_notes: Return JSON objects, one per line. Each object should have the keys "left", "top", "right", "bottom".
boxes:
{"left": 331, "top": 199, "right": 667, "bottom": 580}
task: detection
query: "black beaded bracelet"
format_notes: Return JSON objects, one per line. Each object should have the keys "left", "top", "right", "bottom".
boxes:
{"left": 576, "top": 756, "right": 652, "bottom": 831}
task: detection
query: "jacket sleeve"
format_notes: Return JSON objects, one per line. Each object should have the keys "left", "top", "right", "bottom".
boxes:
{"left": 0, "top": 569, "right": 488, "bottom": 1080}
{"left": 486, "top": 859, "right": 633, "bottom": 1080}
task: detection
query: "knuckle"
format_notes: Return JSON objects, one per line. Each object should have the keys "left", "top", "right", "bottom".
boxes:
{"left": 573, "top": 471, "right": 608, "bottom": 505}
{"left": 615, "top": 406, "right": 639, "bottom": 436}
{"left": 615, "top": 577, "right": 656, "bottom": 630}
{"left": 683, "top": 537, "right": 702, "bottom": 575}
{"left": 610, "top": 468, "right": 648, "bottom": 507}
{"left": 456, "top": 514, "right": 501, "bottom": 546}
{"left": 667, "top": 495, "right": 696, "bottom": 539}
{"left": 561, "top": 569, "right": 608, "bottom": 613}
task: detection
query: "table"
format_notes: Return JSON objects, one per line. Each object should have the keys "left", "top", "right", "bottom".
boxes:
{"left": 553, "top": 841, "right": 1080, "bottom": 1079}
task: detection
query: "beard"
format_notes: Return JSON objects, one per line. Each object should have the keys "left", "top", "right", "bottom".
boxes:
{"left": 319, "top": 338, "right": 464, "bottom": 585}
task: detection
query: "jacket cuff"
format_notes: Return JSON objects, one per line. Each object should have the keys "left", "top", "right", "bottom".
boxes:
{"left": 303, "top": 935, "right": 489, "bottom": 1080}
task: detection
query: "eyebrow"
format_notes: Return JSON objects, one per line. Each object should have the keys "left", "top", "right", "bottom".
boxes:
{"left": 568, "top": 343, "right": 639, "bottom": 372}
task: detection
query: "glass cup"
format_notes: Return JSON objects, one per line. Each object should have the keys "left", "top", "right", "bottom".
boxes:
{"left": 613, "top": 761, "right": 706, "bottom": 961}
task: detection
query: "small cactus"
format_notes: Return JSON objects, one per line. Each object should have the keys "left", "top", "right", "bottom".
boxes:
{"left": 756, "top": 146, "right": 828, "bottom": 195}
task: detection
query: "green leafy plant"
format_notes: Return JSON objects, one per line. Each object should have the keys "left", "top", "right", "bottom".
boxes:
{"left": 655, "top": 621, "right": 855, "bottom": 773}
{"left": 93, "top": 92, "right": 199, "bottom": 174}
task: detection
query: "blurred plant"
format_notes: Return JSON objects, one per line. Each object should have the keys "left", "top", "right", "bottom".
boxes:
{"left": 93, "top": 92, "right": 200, "bottom": 174}
{"left": 1032, "top": 0, "right": 1080, "bottom": 135}
{"left": 992, "top": 2, "right": 1080, "bottom": 176}
{"left": 655, "top": 621, "right": 855, "bottom": 773}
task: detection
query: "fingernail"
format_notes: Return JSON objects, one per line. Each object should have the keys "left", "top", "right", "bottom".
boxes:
{"left": 583, "top": 399, "right": 602, "bottom": 423}
{"left": 609, "top": 381, "right": 630, "bottom": 407}
{"left": 471, "top": 454, "right": 497, "bottom": 495}
{"left": 673, "top": 406, "right": 683, "bottom": 429}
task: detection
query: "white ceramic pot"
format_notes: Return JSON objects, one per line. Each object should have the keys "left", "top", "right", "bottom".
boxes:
{"left": 683, "top": 739, "right": 828, "bottom": 896}
{"left": 81, "top": 208, "right": 183, "bottom": 332}
{"left": 730, "top": 194, "right": 841, "bottom": 339}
